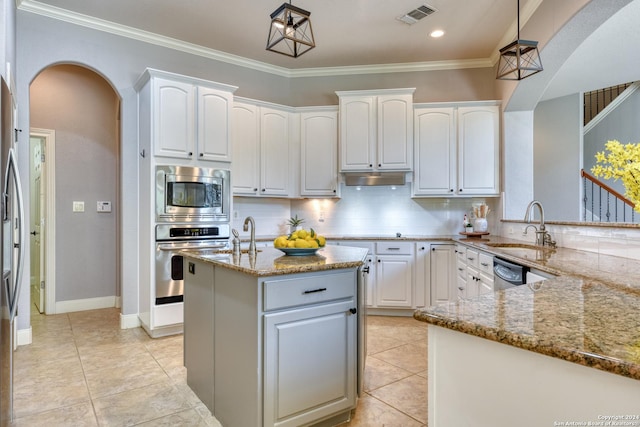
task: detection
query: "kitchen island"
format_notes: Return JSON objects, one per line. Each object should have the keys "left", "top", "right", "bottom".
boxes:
{"left": 181, "top": 245, "right": 368, "bottom": 427}
{"left": 415, "top": 241, "right": 640, "bottom": 427}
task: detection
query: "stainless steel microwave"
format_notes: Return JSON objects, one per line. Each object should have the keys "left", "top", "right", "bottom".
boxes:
{"left": 156, "top": 165, "right": 230, "bottom": 223}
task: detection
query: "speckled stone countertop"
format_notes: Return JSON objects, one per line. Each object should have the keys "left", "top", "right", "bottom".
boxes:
{"left": 414, "top": 236, "right": 640, "bottom": 381}
{"left": 180, "top": 245, "right": 368, "bottom": 277}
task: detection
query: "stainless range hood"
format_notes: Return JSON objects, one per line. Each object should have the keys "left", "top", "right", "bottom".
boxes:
{"left": 344, "top": 172, "right": 406, "bottom": 186}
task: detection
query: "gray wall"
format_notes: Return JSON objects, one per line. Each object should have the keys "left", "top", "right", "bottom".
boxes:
{"left": 1, "top": 0, "right": 16, "bottom": 81}
{"left": 533, "top": 94, "right": 582, "bottom": 221}
{"left": 30, "top": 64, "right": 119, "bottom": 302}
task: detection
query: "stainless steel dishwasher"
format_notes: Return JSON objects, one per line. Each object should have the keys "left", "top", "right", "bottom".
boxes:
{"left": 493, "top": 257, "right": 529, "bottom": 290}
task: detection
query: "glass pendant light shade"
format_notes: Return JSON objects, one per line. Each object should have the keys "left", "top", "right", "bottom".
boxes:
{"left": 266, "top": 2, "right": 316, "bottom": 58}
{"left": 496, "top": 0, "right": 543, "bottom": 80}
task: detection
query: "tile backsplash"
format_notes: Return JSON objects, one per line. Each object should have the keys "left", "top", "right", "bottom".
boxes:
{"left": 233, "top": 184, "right": 499, "bottom": 238}
{"left": 233, "top": 185, "right": 639, "bottom": 261}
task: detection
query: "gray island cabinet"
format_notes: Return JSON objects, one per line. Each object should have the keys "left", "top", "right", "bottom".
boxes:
{"left": 181, "top": 246, "right": 368, "bottom": 427}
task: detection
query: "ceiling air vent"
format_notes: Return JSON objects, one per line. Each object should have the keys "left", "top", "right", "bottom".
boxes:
{"left": 397, "top": 4, "right": 437, "bottom": 25}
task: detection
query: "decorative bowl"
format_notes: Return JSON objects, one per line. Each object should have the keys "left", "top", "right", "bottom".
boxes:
{"left": 275, "top": 247, "right": 320, "bottom": 256}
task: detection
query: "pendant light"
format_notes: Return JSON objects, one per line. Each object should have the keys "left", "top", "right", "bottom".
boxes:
{"left": 266, "top": 1, "right": 316, "bottom": 58}
{"left": 496, "top": 0, "right": 543, "bottom": 80}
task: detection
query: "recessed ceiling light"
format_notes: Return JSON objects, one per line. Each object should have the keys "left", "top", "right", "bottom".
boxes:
{"left": 430, "top": 30, "right": 445, "bottom": 38}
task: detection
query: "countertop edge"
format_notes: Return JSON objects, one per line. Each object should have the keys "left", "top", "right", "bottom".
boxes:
{"left": 413, "top": 310, "right": 640, "bottom": 381}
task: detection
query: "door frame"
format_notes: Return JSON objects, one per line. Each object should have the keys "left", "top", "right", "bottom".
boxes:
{"left": 29, "top": 128, "right": 56, "bottom": 315}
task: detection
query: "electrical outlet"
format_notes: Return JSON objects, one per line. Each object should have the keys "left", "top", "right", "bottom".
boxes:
{"left": 73, "top": 201, "right": 85, "bottom": 213}
{"left": 319, "top": 211, "right": 325, "bottom": 222}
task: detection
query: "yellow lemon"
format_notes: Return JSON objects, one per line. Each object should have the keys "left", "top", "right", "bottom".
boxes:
{"left": 295, "top": 239, "right": 310, "bottom": 248}
{"left": 274, "top": 236, "right": 288, "bottom": 248}
{"left": 308, "top": 239, "right": 319, "bottom": 248}
{"left": 297, "top": 229, "right": 308, "bottom": 239}
{"left": 287, "top": 240, "right": 296, "bottom": 248}
{"left": 290, "top": 231, "right": 299, "bottom": 240}
{"left": 317, "top": 235, "right": 326, "bottom": 247}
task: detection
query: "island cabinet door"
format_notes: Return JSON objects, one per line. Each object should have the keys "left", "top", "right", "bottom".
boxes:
{"left": 263, "top": 299, "right": 357, "bottom": 427}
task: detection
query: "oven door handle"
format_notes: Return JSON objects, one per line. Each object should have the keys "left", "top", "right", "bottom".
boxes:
{"left": 157, "top": 242, "right": 228, "bottom": 251}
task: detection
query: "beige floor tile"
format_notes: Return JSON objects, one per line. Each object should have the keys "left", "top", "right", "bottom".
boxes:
{"left": 92, "top": 381, "right": 192, "bottom": 426}
{"left": 11, "top": 402, "right": 98, "bottom": 427}
{"left": 366, "top": 332, "right": 404, "bottom": 355}
{"left": 363, "top": 356, "right": 413, "bottom": 391}
{"left": 372, "top": 343, "right": 427, "bottom": 373}
{"left": 83, "top": 351, "right": 170, "bottom": 398}
{"left": 344, "top": 393, "right": 424, "bottom": 427}
{"left": 134, "top": 408, "right": 210, "bottom": 427}
{"left": 368, "top": 375, "right": 428, "bottom": 424}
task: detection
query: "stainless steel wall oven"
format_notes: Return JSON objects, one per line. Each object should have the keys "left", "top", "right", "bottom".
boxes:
{"left": 156, "top": 165, "right": 230, "bottom": 223}
{"left": 155, "top": 223, "right": 229, "bottom": 305}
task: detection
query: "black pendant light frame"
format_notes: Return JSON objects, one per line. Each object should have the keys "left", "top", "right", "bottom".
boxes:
{"left": 496, "top": 0, "right": 543, "bottom": 80}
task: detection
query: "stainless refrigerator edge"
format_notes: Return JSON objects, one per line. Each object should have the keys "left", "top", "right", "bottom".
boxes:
{"left": 1, "top": 75, "right": 26, "bottom": 427}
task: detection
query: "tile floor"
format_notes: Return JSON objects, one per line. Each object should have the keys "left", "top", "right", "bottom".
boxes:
{"left": 11, "top": 308, "right": 427, "bottom": 426}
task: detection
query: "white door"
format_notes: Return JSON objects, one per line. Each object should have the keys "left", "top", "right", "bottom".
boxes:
{"left": 375, "top": 255, "right": 413, "bottom": 307}
{"left": 29, "top": 135, "right": 46, "bottom": 313}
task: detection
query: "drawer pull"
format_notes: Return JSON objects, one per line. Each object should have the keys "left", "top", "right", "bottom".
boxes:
{"left": 481, "top": 262, "right": 489, "bottom": 267}
{"left": 387, "top": 247, "right": 401, "bottom": 250}
{"left": 303, "top": 288, "right": 327, "bottom": 294}
{"left": 467, "top": 257, "right": 475, "bottom": 261}
{"left": 349, "top": 308, "right": 357, "bottom": 315}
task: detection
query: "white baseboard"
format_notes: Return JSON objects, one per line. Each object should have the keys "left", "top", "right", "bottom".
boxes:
{"left": 115, "top": 295, "right": 122, "bottom": 308}
{"left": 120, "top": 313, "right": 140, "bottom": 329}
{"left": 56, "top": 296, "right": 117, "bottom": 314}
{"left": 17, "top": 326, "right": 32, "bottom": 347}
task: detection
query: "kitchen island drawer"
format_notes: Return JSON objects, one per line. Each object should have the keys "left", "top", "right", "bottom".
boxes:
{"left": 376, "top": 241, "right": 414, "bottom": 255}
{"left": 478, "top": 252, "right": 493, "bottom": 274}
{"left": 263, "top": 270, "right": 356, "bottom": 311}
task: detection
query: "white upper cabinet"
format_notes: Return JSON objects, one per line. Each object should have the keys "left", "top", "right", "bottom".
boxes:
{"left": 300, "top": 108, "right": 339, "bottom": 197}
{"left": 413, "top": 107, "right": 456, "bottom": 196}
{"left": 231, "top": 102, "right": 260, "bottom": 195}
{"left": 337, "top": 89, "right": 415, "bottom": 172}
{"left": 413, "top": 103, "right": 500, "bottom": 197}
{"left": 260, "top": 107, "right": 290, "bottom": 196}
{"left": 231, "top": 99, "right": 294, "bottom": 197}
{"left": 457, "top": 106, "right": 500, "bottom": 195}
{"left": 198, "top": 86, "right": 234, "bottom": 162}
{"left": 153, "top": 78, "right": 195, "bottom": 159}
{"left": 136, "top": 69, "right": 237, "bottom": 163}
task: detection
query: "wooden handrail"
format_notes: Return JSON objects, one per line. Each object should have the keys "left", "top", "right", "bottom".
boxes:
{"left": 581, "top": 169, "right": 635, "bottom": 208}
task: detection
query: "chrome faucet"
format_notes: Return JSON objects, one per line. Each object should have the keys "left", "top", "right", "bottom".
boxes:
{"left": 523, "top": 200, "right": 556, "bottom": 247}
{"left": 243, "top": 216, "right": 257, "bottom": 256}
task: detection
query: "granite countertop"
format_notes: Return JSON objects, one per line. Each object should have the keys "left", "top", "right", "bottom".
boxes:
{"left": 414, "top": 236, "right": 640, "bottom": 381}
{"left": 180, "top": 245, "right": 368, "bottom": 277}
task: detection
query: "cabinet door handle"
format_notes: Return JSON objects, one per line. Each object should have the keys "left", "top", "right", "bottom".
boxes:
{"left": 450, "top": 189, "right": 454, "bottom": 192}
{"left": 303, "top": 288, "right": 327, "bottom": 294}
{"left": 188, "top": 152, "right": 193, "bottom": 156}
{"left": 199, "top": 152, "right": 204, "bottom": 157}
{"left": 253, "top": 188, "right": 258, "bottom": 192}
{"left": 348, "top": 308, "right": 357, "bottom": 315}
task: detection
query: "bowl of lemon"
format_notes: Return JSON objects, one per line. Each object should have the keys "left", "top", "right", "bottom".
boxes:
{"left": 273, "top": 228, "right": 327, "bottom": 256}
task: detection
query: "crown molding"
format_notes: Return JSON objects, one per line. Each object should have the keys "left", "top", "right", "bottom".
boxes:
{"left": 18, "top": 0, "right": 494, "bottom": 78}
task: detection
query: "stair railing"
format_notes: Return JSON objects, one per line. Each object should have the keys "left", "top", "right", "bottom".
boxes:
{"left": 581, "top": 169, "right": 637, "bottom": 223}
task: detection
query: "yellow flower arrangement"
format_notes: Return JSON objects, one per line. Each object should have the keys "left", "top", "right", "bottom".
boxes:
{"left": 591, "top": 140, "right": 640, "bottom": 213}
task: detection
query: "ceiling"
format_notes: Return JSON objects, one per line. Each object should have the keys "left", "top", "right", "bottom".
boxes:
{"left": 18, "top": 0, "right": 539, "bottom": 72}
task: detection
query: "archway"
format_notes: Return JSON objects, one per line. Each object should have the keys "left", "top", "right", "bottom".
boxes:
{"left": 29, "top": 64, "right": 121, "bottom": 315}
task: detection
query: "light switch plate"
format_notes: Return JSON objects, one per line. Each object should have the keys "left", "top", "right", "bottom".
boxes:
{"left": 73, "top": 201, "right": 84, "bottom": 212}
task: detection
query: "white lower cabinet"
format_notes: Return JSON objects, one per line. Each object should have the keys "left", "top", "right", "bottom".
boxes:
{"left": 264, "top": 300, "right": 357, "bottom": 427}
{"left": 455, "top": 243, "right": 494, "bottom": 299}
{"left": 375, "top": 242, "right": 414, "bottom": 308}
